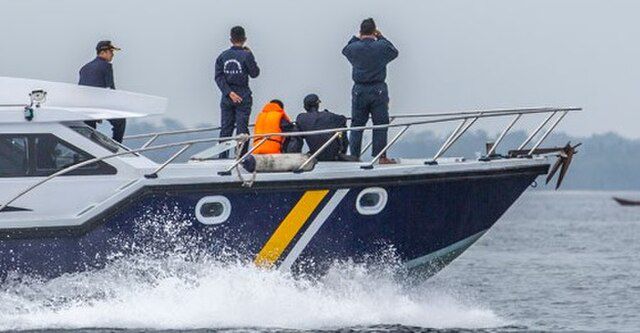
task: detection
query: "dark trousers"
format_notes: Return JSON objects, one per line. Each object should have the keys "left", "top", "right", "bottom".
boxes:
{"left": 85, "top": 119, "right": 127, "bottom": 143}
{"left": 349, "top": 84, "right": 390, "bottom": 158}
{"left": 219, "top": 95, "right": 252, "bottom": 159}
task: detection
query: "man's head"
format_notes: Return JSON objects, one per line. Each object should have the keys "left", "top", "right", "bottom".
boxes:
{"left": 360, "top": 18, "right": 377, "bottom": 36}
{"left": 303, "top": 94, "right": 321, "bottom": 112}
{"left": 230, "top": 26, "right": 247, "bottom": 45}
{"left": 270, "top": 99, "right": 284, "bottom": 109}
{"left": 96, "top": 40, "right": 120, "bottom": 62}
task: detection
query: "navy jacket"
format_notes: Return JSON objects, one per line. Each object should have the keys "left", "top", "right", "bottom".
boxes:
{"left": 295, "top": 108, "right": 349, "bottom": 161}
{"left": 215, "top": 46, "right": 260, "bottom": 97}
{"left": 78, "top": 57, "right": 115, "bottom": 89}
{"left": 342, "top": 36, "right": 399, "bottom": 85}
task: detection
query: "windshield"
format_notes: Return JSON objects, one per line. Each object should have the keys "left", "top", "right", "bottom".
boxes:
{"left": 70, "top": 125, "right": 126, "bottom": 154}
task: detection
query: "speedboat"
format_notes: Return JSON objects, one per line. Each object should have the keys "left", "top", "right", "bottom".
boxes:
{"left": 0, "top": 77, "right": 581, "bottom": 280}
{"left": 613, "top": 197, "right": 640, "bottom": 206}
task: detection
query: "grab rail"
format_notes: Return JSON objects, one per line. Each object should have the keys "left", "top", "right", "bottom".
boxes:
{"left": 123, "top": 106, "right": 561, "bottom": 145}
{"left": 0, "top": 107, "right": 581, "bottom": 212}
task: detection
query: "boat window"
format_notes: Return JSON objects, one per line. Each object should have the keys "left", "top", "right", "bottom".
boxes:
{"left": 33, "top": 134, "right": 118, "bottom": 176}
{"left": 356, "top": 187, "right": 388, "bottom": 215}
{"left": 360, "top": 192, "right": 381, "bottom": 207}
{"left": 195, "top": 196, "right": 231, "bottom": 225}
{"left": 0, "top": 134, "right": 116, "bottom": 177}
{"left": 201, "top": 202, "right": 224, "bottom": 217}
{"left": 34, "top": 135, "right": 96, "bottom": 172}
{"left": 70, "top": 125, "right": 124, "bottom": 153}
{"left": 0, "top": 136, "right": 29, "bottom": 177}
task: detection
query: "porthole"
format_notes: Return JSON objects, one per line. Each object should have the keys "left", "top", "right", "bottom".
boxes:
{"left": 356, "top": 187, "right": 388, "bottom": 215}
{"left": 195, "top": 196, "right": 231, "bottom": 225}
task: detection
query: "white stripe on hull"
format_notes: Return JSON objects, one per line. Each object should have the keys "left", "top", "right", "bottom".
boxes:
{"left": 279, "top": 189, "right": 350, "bottom": 272}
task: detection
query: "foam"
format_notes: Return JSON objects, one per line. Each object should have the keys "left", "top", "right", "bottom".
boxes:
{"left": 0, "top": 208, "right": 505, "bottom": 331}
{"left": 0, "top": 255, "right": 504, "bottom": 331}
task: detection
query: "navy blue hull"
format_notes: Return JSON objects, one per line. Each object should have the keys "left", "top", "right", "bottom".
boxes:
{"left": 0, "top": 166, "right": 545, "bottom": 279}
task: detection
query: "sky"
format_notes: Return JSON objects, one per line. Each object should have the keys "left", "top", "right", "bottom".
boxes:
{"left": 1, "top": 0, "right": 639, "bottom": 138}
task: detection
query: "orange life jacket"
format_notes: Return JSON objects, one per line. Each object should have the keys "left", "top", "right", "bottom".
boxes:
{"left": 253, "top": 102, "right": 291, "bottom": 154}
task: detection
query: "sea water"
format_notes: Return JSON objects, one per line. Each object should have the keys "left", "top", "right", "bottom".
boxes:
{"left": 0, "top": 191, "right": 639, "bottom": 333}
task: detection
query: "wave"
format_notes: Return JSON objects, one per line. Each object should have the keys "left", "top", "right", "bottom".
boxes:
{"left": 0, "top": 253, "right": 504, "bottom": 331}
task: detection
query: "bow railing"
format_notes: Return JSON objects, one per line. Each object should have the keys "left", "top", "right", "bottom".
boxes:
{"left": 0, "top": 107, "right": 581, "bottom": 213}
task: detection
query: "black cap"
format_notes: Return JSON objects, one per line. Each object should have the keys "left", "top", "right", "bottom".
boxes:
{"left": 303, "top": 94, "right": 320, "bottom": 111}
{"left": 230, "top": 26, "right": 246, "bottom": 42}
{"left": 96, "top": 40, "right": 121, "bottom": 53}
{"left": 360, "top": 18, "right": 377, "bottom": 35}
{"left": 270, "top": 99, "right": 284, "bottom": 109}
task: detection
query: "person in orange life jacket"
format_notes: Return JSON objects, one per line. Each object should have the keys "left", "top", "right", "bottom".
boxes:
{"left": 253, "top": 100, "right": 295, "bottom": 154}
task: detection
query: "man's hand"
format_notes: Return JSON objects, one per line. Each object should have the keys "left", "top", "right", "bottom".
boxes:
{"left": 229, "top": 91, "right": 243, "bottom": 104}
{"left": 374, "top": 30, "right": 383, "bottom": 38}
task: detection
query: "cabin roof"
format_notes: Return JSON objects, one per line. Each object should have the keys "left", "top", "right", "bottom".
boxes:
{"left": 0, "top": 77, "right": 167, "bottom": 123}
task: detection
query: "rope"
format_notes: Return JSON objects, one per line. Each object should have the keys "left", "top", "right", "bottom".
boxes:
{"left": 233, "top": 134, "right": 257, "bottom": 187}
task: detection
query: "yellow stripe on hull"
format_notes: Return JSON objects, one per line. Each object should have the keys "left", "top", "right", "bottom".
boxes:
{"left": 255, "top": 190, "right": 329, "bottom": 268}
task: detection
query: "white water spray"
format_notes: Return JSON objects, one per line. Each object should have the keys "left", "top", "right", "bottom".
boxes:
{"left": 0, "top": 208, "right": 505, "bottom": 331}
{"left": 0, "top": 255, "right": 504, "bottom": 331}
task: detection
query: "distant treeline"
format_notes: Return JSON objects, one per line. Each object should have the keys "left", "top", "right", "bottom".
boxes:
{"left": 123, "top": 119, "right": 640, "bottom": 191}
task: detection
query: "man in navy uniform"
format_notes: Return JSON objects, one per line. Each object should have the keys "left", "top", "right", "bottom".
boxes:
{"left": 342, "top": 18, "right": 399, "bottom": 164}
{"left": 215, "top": 26, "right": 260, "bottom": 158}
{"left": 294, "top": 94, "right": 350, "bottom": 161}
{"left": 78, "top": 40, "right": 126, "bottom": 143}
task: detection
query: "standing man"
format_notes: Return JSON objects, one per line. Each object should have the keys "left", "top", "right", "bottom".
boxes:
{"left": 79, "top": 40, "right": 126, "bottom": 143}
{"left": 342, "top": 18, "right": 399, "bottom": 164}
{"left": 215, "top": 26, "right": 260, "bottom": 158}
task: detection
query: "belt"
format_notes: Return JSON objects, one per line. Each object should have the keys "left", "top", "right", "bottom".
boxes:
{"left": 354, "top": 81, "right": 385, "bottom": 86}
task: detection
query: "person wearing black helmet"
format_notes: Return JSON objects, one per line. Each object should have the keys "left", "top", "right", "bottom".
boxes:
{"left": 342, "top": 18, "right": 399, "bottom": 164}
{"left": 295, "top": 94, "right": 351, "bottom": 161}
{"left": 78, "top": 40, "right": 126, "bottom": 143}
{"left": 215, "top": 26, "right": 260, "bottom": 158}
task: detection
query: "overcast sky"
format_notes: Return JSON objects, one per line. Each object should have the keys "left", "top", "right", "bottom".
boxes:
{"left": 1, "top": 0, "right": 639, "bottom": 138}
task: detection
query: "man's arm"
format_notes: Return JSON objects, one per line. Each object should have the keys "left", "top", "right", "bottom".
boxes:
{"left": 341, "top": 36, "right": 360, "bottom": 60}
{"left": 245, "top": 51, "right": 260, "bottom": 79}
{"left": 280, "top": 117, "right": 295, "bottom": 132}
{"left": 214, "top": 55, "right": 232, "bottom": 96}
{"left": 105, "top": 63, "right": 116, "bottom": 89}
{"left": 377, "top": 35, "right": 399, "bottom": 63}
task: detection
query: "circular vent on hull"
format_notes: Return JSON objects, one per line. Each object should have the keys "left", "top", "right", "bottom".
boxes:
{"left": 356, "top": 187, "right": 388, "bottom": 215}
{"left": 195, "top": 196, "right": 231, "bottom": 225}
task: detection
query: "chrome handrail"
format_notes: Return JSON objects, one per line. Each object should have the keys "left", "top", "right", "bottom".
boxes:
{"left": 123, "top": 106, "right": 560, "bottom": 141}
{"left": 528, "top": 111, "right": 569, "bottom": 155}
{"left": 362, "top": 125, "right": 411, "bottom": 169}
{"left": 0, "top": 107, "right": 581, "bottom": 212}
{"left": 296, "top": 132, "right": 343, "bottom": 172}
{"left": 487, "top": 114, "right": 522, "bottom": 157}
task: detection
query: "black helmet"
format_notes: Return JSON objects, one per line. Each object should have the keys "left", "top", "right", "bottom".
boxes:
{"left": 303, "top": 94, "right": 320, "bottom": 111}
